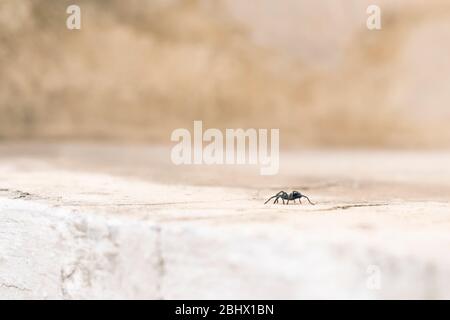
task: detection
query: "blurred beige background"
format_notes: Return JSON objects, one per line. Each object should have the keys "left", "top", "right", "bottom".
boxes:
{"left": 1, "top": 0, "right": 450, "bottom": 147}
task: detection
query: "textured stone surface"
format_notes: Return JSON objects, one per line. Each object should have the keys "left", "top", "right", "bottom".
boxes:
{"left": 0, "top": 144, "right": 450, "bottom": 299}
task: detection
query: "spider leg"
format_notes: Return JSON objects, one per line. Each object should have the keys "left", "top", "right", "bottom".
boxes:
{"left": 264, "top": 195, "right": 278, "bottom": 204}
{"left": 302, "top": 195, "right": 315, "bottom": 205}
{"left": 287, "top": 200, "right": 290, "bottom": 205}
{"left": 265, "top": 191, "right": 287, "bottom": 204}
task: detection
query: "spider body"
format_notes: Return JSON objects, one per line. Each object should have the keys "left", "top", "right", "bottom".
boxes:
{"left": 264, "top": 191, "right": 315, "bottom": 205}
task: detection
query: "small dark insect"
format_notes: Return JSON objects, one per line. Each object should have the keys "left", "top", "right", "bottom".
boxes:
{"left": 264, "top": 191, "right": 315, "bottom": 205}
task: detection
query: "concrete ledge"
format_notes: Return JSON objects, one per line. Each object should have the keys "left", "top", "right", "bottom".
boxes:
{"left": 2, "top": 197, "right": 450, "bottom": 299}
{"left": 1, "top": 145, "right": 450, "bottom": 299}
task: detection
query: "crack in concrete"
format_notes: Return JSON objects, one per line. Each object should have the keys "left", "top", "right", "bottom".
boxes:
{"left": 58, "top": 198, "right": 251, "bottom": 207}
{"left": 13, "top": 191, "right": 33, "bottom": 200}
{"left": 316, "top": 203, "right": 389, "bottom": 212}
{"left": 60, "top": 263, "right": 79, "bottom": 299}
{"left": 154, "top": 225, "right": 165, "bottom": 300}
{"left": 0, "top": 282, "right": 30, "bottom": 292}
{"left": 0, "top": 188, "right": 35, "bottom": 200}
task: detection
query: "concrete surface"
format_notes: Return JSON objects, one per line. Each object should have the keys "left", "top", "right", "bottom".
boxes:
{"left": 0, "top": 143, "right": 450, "bottom": 299}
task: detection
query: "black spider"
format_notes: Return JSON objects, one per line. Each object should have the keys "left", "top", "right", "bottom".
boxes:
{"left": 264, "top": 191, "right": 315, "bottom": 205}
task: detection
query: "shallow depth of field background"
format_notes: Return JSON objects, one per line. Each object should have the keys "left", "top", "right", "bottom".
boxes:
{"left": 1, "top": 0, "right": 450, "bottom": 148}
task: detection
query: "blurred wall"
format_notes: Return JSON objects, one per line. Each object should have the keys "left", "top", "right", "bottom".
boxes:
{"left": 1, "top": 0, "right": 449, "bottom": 147}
